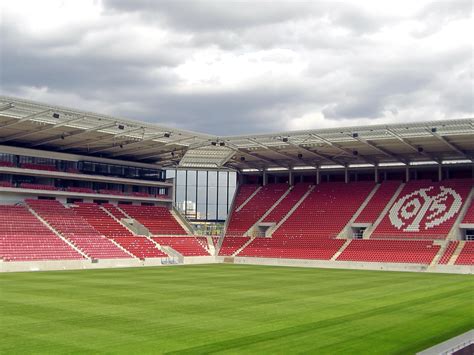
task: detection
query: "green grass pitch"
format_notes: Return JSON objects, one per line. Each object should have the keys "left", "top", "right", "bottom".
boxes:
{"left": 1, "top": 264, "right": 472, "bottom": 354}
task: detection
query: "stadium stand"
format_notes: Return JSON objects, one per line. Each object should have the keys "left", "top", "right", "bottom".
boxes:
{"left": 226, "top": 183, "right": 289, "bottom": 236}
{"left": 461, "top": 198, "right": 474, "bottom": 224}
{"left": 0, "top": 205, "right": 83, "bottom": 261}
{"left": 26, "top": 200, "right": 131, "bottom": 259}
{"left": 238, "top": 236, "right": 345, "bottom": 260}
{"left": 218, "top": 237, "right": 251, "bottom": 256}
{"left": 336, "top": 239, "right": 440, "bottom": 264}
{"left": 272, "top": 181, "right": 374, "bottom": 238}
{"left": 73, "top": 202, "right": 134, "bottom": 237}
{"left": 0, "top": 160, "right": 14, "bottom": 167}
{"left": 152, "top": 237, "right": 210, "bottom": 256}
{"left": 19, "top": 183, "right": 58, "bottom": 191}
{"left": 438, "top": 241, "right": 459, "bottom": 264}
{"left": 112, "top": 237, "right": 169, "bottom": 259}
{"left": 454, "top": 242, "right": 474, "bottom": 265}
{"left": 262, "top": 183, "right": 311, "bottom": 223}
{"left": 102, "top": 204, "right": 130, "bottom": 220}
{"left": 371, "top": 179, "right": 472, "bottom": 239}
{"left": 120, "top": 205, "right": 187, "bottom": 235}
{"left": 20, "top": 163, "right": 58, "bottom": 171}
{"left": 354, "top": 181, "right": 402, "bottom": 223}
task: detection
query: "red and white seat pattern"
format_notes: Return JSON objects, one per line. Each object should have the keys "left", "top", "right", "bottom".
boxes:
{"left": 26, "top": 200, "right": 131, "bottom": 259}
{"left": 120, "top": 205, "right": 187, "bottom": 235}
{"left": 152, "top": 237, "right": 210, "bottom": 256}
{"left": 226, "top": 184, "right": 289, "bottom": 236}
{"left": 372, "top": 179, "right": 473, "bottom": 239}
{"left": 0, "top": 205, "right": 82, "bottom": 261}
{"left": 454, "top": 242, "right": 474, "bottom": 265}
{"left": 354, "top": 181, "right": 401, "bottom": 223}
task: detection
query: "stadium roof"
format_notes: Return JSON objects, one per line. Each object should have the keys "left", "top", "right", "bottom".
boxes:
{"left": 0, "top": 96, "right": 473, "bottom": 171}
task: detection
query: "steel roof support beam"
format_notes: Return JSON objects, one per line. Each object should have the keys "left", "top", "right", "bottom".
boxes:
{"left": 386, "top": 128, "right": 439, "bottom": 162}
{"left": 31, "top": 122, "right": 117, "bottom": 148}
{"left": 308, "top": 133, "right": 376, "bottom": 165}
{"left": 247, "top": 138, "right": 314, "bottom": 167}
{"left": 351, "top": 135, "right": 406, "bottom": 164}
{"left": 0, "top": 103, "right": 15, "bottom": 112}
{"left": 0, "top": 109, "right": 51, "bottom": 130}
{"left": 58, "top": 125, "right": 145, "bottom": 151}
{"left": 282, "top": 137, "right": 344, "bottom": 166}
{"left": 85, "top": 126, "right": 147, "bottom": 153}
{"left": 0, "top": 115, "right": 87, "bottom": 143}
{"left": 427, "top": 129, "right": 472, "bottom": 160}
{"left": 91, "top": 133, "right": 168, "bottom": 154}
{"left": 107, "top": 136, "right": 197, "bottom": 158}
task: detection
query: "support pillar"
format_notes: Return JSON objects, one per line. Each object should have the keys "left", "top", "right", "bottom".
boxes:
{"left": 288, "top": 170, "right": 294, "bottom": 186}
{"left": 316, "top": 167, "right": 320, "bottom": 185}
{"left": 262, "top": 170, "right": 268, "bottom": 186}
{"left": 374, "top": 165, "right": 379, "bottom": 183}
{"left": 344, "top": 166, "right": 349, "bottom": 183}
{"left": 405, "top": 165, "right": 410, "bottom": 182}
{"left": 438, "top": 163, "right": 443, "bottom": 182}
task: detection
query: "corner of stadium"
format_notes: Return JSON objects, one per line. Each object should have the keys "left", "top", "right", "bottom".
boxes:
{"left": 0, "top": 96, "right": 472, "bottom": 354}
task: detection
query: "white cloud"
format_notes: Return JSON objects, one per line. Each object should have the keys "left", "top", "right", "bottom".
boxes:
{"left": 0, "top": 0, "right": 472, "bottom": 135}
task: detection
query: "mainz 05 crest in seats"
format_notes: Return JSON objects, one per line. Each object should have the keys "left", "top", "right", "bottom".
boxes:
{"left": 389, "top": 186, "right": 462, "bottom": 232}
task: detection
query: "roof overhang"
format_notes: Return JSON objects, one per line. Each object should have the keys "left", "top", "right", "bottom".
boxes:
{"left": 0, "top": 96, "right": 472, "bottom": 171}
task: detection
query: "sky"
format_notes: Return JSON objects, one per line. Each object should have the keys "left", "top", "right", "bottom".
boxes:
{"left": 0, "top": 0, "right": 472, "bottom": 135}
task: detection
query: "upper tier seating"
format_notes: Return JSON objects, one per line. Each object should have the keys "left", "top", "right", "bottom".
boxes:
{"left": 371, "top": 179, "right": 473, "bottom": 239}
{"left": 120, "top": 205, "right": 187, "bottom": 235}
{"left": 20, "top": 163, "right": 58, "bottom": 171}
{"left": 232, "top": 184, "right": 259, "bottom": 210}
{"left": 99, "top": 189, "right": 125, "bottom": 196}
{"left": 0, "top": 160, "right": 15, "bottom": 167}
{"left": 461, "top": 198, "right": 474, "bottom": 224}
{"left": 20, "top": 183, "right": 58, "bottom": 191}
{"left": 112, "top": 237, "right": 168, "bottom": 259}
{"left": 26, "top": 200, "right": 131, "bottom": 259}
{"left": 73, "top": 202, "right": 134, "bottom": 237}
{"left": 454, "top": 242, "right": 474, "bottom": 265}
{"left": 152, "top": 237, "right": 210, "bottom": 256}
{"left": 226, "top": 184, "right": 289, "bottom": 236}
{"left": 66, "top": 187, "right": 95, "bottom": 194}
{"left": 238, "top": 236, "right": 345, "bottom": 260}
{"left": 354, "top": 181, "right": 401, "bottom": 223}
{"left": 262, "top": 183, "right": 311, "bottom": 223}
{"left": 0, "top": 205, "right": 82, "bottom": 262}
{"left": 336, "top": 239, "right": 440, "bottom": 264}
{"left": 218, "top": 237, "right": 250, "bottom": 256}
{"left": 273, "top": 182, "right": 374, "bottom": 238}
{"left": 0, "top": 181, "right": 13, "bottom": 187}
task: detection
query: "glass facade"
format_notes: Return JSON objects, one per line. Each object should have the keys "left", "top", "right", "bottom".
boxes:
{"left": 168, "top": 169, "right": 237, "bottom": 221}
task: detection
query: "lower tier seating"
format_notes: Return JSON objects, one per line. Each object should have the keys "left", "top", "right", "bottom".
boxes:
{"left": 26, "top": 199, "right": 131, "bottom": 259}
{"left": 336, "top": 240, "right": 440, "bottom": 264}
{"left": 219, "top": 237, "right": 250, "bottom": 256}
{"left": 112, "top": 237, "right": 168, "bottom": 259}
{"left": 438, "top": 241, "right": 459, "bottom": 264}
{"left": 152, "top": 237, "right": 210, "bottom": 256}
{"left": 0, "top": 205, "right": 82, "bottom": 262}
{"left": 120, "top": 205, "right": 188, "bottom": 235}
{"left": 238, "top": 236, "right": 345, "bottom": 260}
{"left": 454, "top": 242, "right": 474, "bottom": 265}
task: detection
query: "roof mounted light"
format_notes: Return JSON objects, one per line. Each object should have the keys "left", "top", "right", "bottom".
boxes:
{"left": 52, "top": 113, "right": 60, "bottom": 119}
